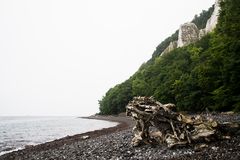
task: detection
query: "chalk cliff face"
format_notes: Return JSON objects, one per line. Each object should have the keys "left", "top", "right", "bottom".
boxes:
{"left": 205, "top": 0, "right": 220, "bottom": 33}
{"left": 160, "top": 0, "right": 220, "bottom": 56}
{"left": 177, "top": 23, "right": 199, "bottom": 47}
{"left": 161, "top": 41, "right": 178, "bottom": 56}
{"left": 199, "top": 29, "right": 206, "bottom": 39}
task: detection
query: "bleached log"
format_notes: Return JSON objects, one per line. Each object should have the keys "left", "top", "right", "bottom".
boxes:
{"left": 126, "top": 96, "right": 240, "bottom": 148}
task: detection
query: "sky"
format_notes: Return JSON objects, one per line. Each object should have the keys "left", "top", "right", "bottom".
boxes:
{"left": 0, "top": 0, "right": 215, "bottom": 116}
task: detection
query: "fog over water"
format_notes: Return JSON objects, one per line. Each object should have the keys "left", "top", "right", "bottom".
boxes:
{"left": 0, "top": 0, "right": 215, "bottom": 116}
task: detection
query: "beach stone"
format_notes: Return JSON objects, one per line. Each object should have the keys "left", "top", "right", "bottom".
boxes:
{"left": 0, "top": 114, "right": 240, "bottom": 160}
{"left": 81, "top": 135, "right": 90, "bottom": 140}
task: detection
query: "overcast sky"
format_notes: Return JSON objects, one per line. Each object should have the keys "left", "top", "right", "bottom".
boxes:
{"left": 0, "top": 0, "right": 215, "bottom": 116}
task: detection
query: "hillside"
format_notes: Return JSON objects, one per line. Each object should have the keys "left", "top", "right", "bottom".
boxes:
{"left": 99, "top": 0, "right": 240, "bottom": 115}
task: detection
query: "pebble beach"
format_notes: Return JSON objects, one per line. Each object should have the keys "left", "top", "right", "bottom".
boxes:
{"left": 0, "top": 114, "right": 240, "bottom": 160}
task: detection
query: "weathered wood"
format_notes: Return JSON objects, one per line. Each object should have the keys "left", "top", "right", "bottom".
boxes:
{"left": 126, "top": 96, "right": 240, "bottom": 148}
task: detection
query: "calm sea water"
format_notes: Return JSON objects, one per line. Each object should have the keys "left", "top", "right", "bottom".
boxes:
{"left": 0, "top": 116, "right": 118, "bottom": 155}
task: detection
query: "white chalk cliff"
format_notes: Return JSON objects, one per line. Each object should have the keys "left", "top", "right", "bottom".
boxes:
{"left": 161, "top": 41, "right": 178, "bottom": 56}
{"left": 177, "top": 23, "right": 199, "bottom": 47}
{"left": 160, "top": 0, "right": 220, "bottom": 56}
{"left": 205, "top": 0, "right": 220, "bottom": 33}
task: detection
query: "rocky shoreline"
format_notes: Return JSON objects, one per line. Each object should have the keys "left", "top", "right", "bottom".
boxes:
{"left": 0, "top": 113, "right": 240, "bottom": 160}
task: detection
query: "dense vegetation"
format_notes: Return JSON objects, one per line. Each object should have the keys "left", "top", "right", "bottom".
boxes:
{"left": 99, "top": 0, "right": 240, "bottom": 115}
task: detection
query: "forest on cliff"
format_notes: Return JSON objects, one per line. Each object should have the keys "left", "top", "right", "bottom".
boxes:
{"left": 99, "top": 0, "right": 240, "bottom": 115}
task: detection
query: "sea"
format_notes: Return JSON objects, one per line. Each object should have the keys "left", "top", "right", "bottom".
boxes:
{"left": 0, "top": 116, "right": 118, "bottom": 156}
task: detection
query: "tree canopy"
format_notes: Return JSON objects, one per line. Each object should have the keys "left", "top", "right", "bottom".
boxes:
{"left": 99, "top": 0, "right": 240, "bottom": 115}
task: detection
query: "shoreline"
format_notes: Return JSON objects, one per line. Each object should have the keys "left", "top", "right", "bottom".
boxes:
{"left": 0, "top": 115, "right": 133, "bottom": 160}
{"left": 0, "top": 113, "right": 239, "bottom": 160}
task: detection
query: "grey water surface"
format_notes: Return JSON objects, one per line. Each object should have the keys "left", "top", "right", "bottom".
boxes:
{"left": 0, "top": 116, "right": 118, "bottom": 155}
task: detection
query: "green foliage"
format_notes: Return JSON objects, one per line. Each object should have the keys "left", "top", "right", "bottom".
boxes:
{"left": 192, "top": 5, "right": 214, "bottom": 29}
{"left": 132, "top": 78, "right": 152, "bottom": 96}
{"left": 216, "top": 0, "right": 240, "bottom": 39}
{"left": 151, "top": 30, "right": 179, "bottom": 60}
{"left": 99, "top": 0, "right": 240, "bottom": 114}
{"left": 99, "top": 80, "right": 133, "bottom": 115}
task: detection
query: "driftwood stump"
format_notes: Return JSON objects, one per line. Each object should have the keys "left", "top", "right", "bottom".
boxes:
{"left": 126, "top": 96, "right": 240, "bottom": 148}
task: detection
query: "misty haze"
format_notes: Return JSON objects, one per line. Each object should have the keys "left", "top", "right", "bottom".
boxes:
{"left": 0, "top": 0, "right": 214, "bottom": 116}
{"left": 0, "top": 0, "right": 240, "bottom": 159}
